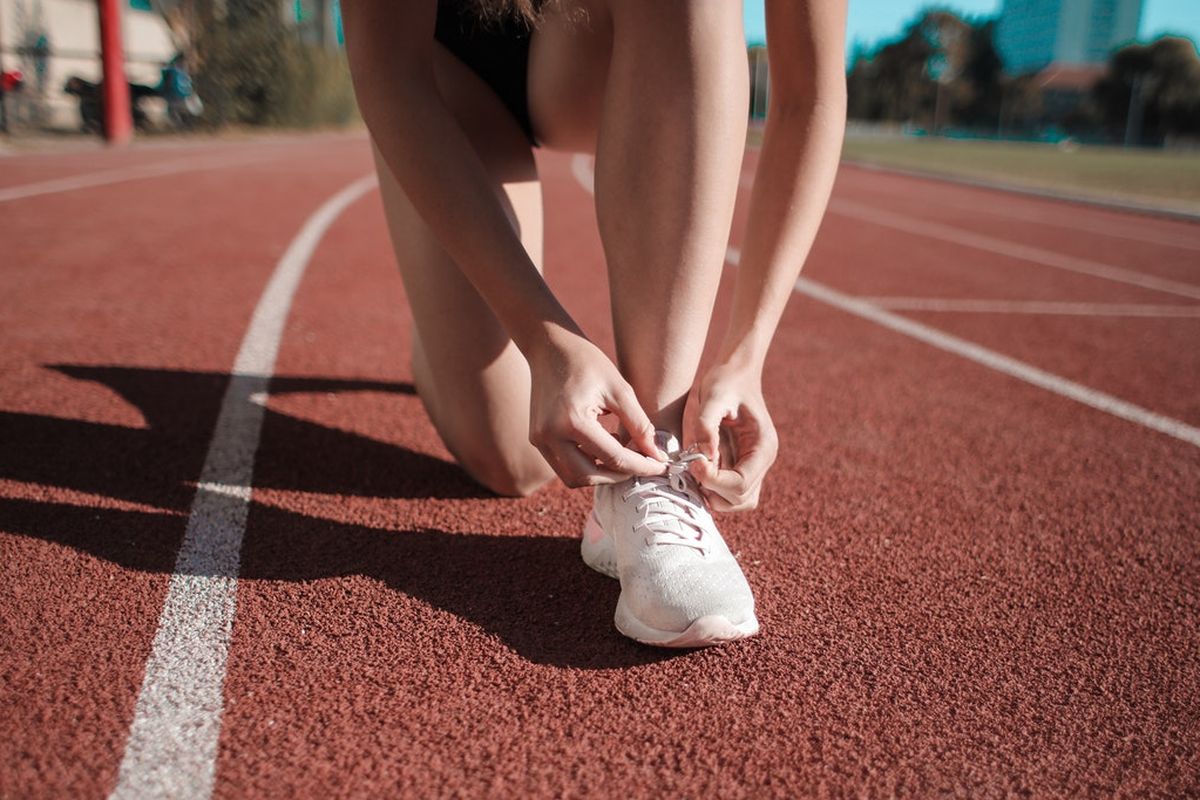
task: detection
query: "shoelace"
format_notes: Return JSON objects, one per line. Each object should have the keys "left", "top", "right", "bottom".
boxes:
{"left": 622, "top": 448, "right": 712, "bottom": 554}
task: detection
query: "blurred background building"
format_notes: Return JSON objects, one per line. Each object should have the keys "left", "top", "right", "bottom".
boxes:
{"left": 0, "top": 0, "right": 345, "bottom": 132}
{"left": 1, "top": 0, "right": 1195, "bottom": 149}
{"left": 996, "top": 0, "right": 1144, "bottom": 72}
{"left": 0, "top": 0, "right": 175, "bottom": 128}
{"left": 843, "top": 0, "right": 1198, "bottom": 147}
{"left": 291, "top": 0, "right": 341, "bottom": 49}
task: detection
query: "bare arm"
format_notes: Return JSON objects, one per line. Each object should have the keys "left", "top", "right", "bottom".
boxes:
{"left": 343, "top": 0, "right": 664, "bottom": 482}
{"left": 688, "top": 0, "right": 848, "bottom": 510}
{"left": 720, "top": 0, "right": 848, "bottom": 369}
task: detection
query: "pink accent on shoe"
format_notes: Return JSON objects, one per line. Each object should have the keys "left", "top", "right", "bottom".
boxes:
{"left": 583, "top": 511, "right": 606, "bottom": 543}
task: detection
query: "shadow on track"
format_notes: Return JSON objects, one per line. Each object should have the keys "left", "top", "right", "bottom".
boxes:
{"left": 0, "top": 497, "right": 674, "bottom": 669}
{"left": 1, "top": 364, "right": 672, "bottom": 668}
{"left": 0, "top": 364, "right": 489, "bottom": 507}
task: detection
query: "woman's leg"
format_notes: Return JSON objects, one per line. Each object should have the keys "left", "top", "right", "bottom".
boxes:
{"left": 530, "top": 0, "right": 749, "bottom": 437}
{"left": 373, "top": 44, "right": 554, "bottom": 497}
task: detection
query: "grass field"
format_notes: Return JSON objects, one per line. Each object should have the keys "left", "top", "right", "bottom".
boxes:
{"left": 839, "top": 135, "right": 1200, "bottom": 214}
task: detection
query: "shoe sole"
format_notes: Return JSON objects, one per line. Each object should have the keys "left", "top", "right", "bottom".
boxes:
{"left": 615, "top": 595, "right": 760, "bottom": 648}
{"left": 584, "top": 511, "right": 759, "bottom": 648}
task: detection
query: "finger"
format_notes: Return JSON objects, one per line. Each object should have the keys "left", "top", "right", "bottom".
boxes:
{"left": 733, "top": 438, "right": 777, "bottom": 487}
{"left": 694, "top": 400, "right": 729, "bottom": 463}
{"left": 688, "top": 457, "right": 746, "bottom": 501}
{"left": 719, "top": 422, "right": 739, "bottom": 469}
{"left": 696, "top": 472, "right": 760, "bottom": 513}
{"left": 709, "top": 491, "right": 759, "bottom": 513}
{"left": 702, "top": 485, "right": 758, "bottom": 513}
{"left": 705, "top": 491, "right": 737, "bottom": 513}
{"left": 705, "top": 491, "right": 753, "bottom": 515}
{"left": 689, "top": 457, "right": 768, "bottom": 513}
{"left": 608, "top": 385, "right": 665, "bottom": 460}
{"left": 574, "top": 418, "right": 666, "bottom": 477}
{"left": 554, "top": 443, "right": 629, "bottom": 487}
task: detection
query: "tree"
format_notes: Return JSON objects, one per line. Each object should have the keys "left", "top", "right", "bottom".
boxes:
{"left": 958, "top": 19, "right": 1004, "bottom": 126}
{"left": 996, "top": 73, "right": 1044, "bottom": 137}
{"left": 845, "top": 8, "right": 1005, "bottom": 131}
{"left": 1093, "top": 36, "right": 1200, "bottom": 145}
{"left": 845, "top": 13, "right": 936, "bottom": 125}
{"left": 188, "top": 0, "right": 356, "bottom": 128}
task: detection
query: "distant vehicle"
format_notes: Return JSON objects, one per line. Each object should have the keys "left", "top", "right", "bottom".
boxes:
{"left": 63, "top": 76, "right": 158, "bottom": 134}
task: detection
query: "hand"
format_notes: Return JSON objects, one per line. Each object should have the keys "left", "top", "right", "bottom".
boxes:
{"left": 686, "top": 362, "right": 778, "bottom": 512}
{"left": 527, "top": 329, "right": 667, "bottom": 488}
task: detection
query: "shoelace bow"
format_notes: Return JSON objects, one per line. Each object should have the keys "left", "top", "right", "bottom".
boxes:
{"left": 622, "top": 448, "right": 712, "bottom": 554}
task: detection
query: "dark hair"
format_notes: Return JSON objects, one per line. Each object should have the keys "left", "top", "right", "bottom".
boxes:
{"left": 471, "top": 0, "right": 542, "bottom": 28}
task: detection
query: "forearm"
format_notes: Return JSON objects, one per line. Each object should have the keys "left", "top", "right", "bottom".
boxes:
{"left": 344, "top": 6, "right": 581, "bottom": 355}
{"left": 720, "top": 92, "right": 846, "bottom": 371}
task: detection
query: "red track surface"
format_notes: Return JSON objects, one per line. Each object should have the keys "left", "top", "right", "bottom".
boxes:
{"left": 2, "top": 133, "right": 1198, "bottom": 797}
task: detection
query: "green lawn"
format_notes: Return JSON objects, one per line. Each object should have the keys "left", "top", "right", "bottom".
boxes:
{"left": 839, "top": 135, "right": 1200, "bottom": 215}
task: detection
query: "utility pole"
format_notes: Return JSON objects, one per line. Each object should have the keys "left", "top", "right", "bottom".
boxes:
{"left": 1123, "top": 72, "right": 1145, "bottom": 148}
{"left": 98, "top": 0, "right": 132, "bottom": 144}
{"left": 933, "top": 77, "right": 946, "bottom": 134}
{"left": 997, "top": 81, "right": 1007, "bottom": 139}
{"left": 755, "top": 48, "right": 768, "bottom": 120}
{"left": 923, "top": 22, "right": 957, "bottom": 136}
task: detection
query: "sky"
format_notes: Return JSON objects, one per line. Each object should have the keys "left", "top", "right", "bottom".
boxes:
{"left": 743, "top": 0, "right": 1200, "bottom": 58}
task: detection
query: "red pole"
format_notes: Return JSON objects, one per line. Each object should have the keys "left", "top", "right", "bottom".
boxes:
{"left": 97, "top": 0, "right": 132, "bottom": 144}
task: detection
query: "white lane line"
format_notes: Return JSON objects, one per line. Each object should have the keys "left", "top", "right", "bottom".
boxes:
{"left": 829, "top": 198, "right": 1200, "bottom": 301}
{"left": 839, "top": 169, "right": 1200, "bottom": 252}
{"left": 0, "top": 151, "right": 295, "bottom": 203}
{"left": 860, "top": 297, "right": 1200, "bottom": 318}
{"left": 795, "top": 277, "right": 1200, "bottom": 447}
{"left": 0, "top": 130, "right": 367, "bottom": 162}
{"left": 721, "top": 246, "right": 1200, "bottom": 448}
{"left": 108, "top": 174, "right": 377, "bottom": 800}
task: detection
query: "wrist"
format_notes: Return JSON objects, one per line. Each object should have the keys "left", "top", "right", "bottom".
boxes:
{"left": 519, "top": 318, "right": 590, "bottom": 366}
{"left": 715, "top": 335, "right": 767, "bottom": 378}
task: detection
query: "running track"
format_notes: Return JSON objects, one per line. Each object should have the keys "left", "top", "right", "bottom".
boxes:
{"left": 2, "top": 133, "right": 1198, "bottom": 797}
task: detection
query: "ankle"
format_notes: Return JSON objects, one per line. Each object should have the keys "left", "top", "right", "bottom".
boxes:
{"left": 644, "top": 401, "right": 685, "bottom": 442}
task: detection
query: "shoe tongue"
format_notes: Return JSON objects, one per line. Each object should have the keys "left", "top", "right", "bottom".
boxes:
{"left": 654, "top": 429, "right": 682, "bottom": 457}
{"left": 639, "top": 431, "right": 703, "bottom": 544}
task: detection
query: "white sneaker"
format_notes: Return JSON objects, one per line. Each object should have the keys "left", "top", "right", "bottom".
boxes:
{"left": 581, "top": 431, "right": 759, "bottom": 648}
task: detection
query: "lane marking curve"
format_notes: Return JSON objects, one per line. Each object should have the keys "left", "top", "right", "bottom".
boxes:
{"left": 1, "top": 150, "right": 297, "bottom": 203}
{"left": 108, "top": 174, "right": 378, "bottom": 800}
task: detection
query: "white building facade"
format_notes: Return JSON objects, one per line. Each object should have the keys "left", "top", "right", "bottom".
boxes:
{"left": 0, "top": 0, "right": 176, "bottom": 129}
{"left": 996, "top": 0, "right": 1144, "bottom": 73}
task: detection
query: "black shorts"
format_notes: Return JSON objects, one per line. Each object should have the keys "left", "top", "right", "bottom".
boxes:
{"left": 434, "top": 1, "right": 539, "bottom": 146}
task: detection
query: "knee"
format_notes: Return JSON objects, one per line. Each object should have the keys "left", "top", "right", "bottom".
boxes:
{"left": 460, "top": 448, "right": 555, "bottom": 498}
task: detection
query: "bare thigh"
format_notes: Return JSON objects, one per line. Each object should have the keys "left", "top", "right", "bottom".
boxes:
{"left": 528, "top": 0, "right": 611, "bottom": 154}
{"left": 372, "top": 43, "right": 553, "bottom": 497}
